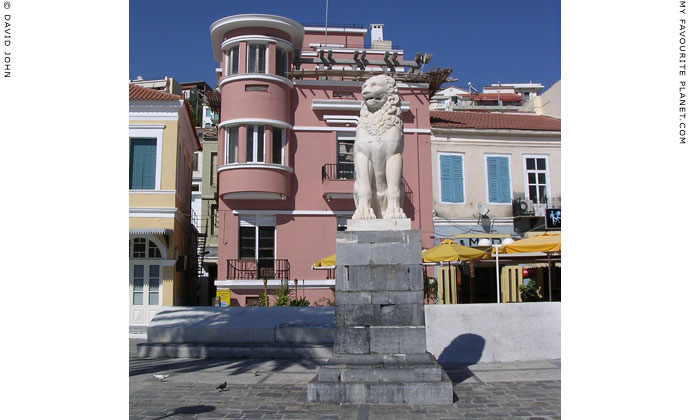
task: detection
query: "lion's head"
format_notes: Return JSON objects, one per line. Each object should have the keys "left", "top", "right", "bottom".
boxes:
{"left": 359, "top": 75, "right": 403, "bottom": 136}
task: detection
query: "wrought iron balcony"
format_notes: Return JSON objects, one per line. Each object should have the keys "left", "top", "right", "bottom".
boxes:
{"left": 512, "top": 197, "right": 561, "bottom": 217}
{"left": 226, "top": 259, "right": 290, "bottom": 280}
{"left": 322, "top": 163, "right": 355, "bottom": 181}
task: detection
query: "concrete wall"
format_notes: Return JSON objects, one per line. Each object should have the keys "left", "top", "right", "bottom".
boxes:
{"left": 425, "top": 302, "right": 560, "bottom": 364}
{"left": 145, "top": 303, "right": 560, "bottom": 363}
{"left": 520, "top": 80, "right": 561, "bottom": 119}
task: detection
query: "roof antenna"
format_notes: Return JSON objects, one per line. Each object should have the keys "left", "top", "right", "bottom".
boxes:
{"left": 324, "top": 0, "right": 329, "bottom": 47}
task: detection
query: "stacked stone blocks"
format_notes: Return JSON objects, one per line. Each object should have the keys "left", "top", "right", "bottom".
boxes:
{"left": 307, "top": 228, "right": 453, "bottom": 404}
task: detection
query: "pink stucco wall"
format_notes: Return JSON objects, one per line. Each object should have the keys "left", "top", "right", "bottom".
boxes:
{"left": 214, "top": 17, "right": 434, "bottom": 305}
{"left": 218, "top": 166, "right": 291, "bottom": 199}
{"left": 221, "top": 80, "right": 291, "bottom": 123}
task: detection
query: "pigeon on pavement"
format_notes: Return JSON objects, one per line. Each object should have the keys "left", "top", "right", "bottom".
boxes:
{"left": 153, "top": 374, "right": 169, "bottom": 382}
{"left": 216, "top": 381, "right": 227, "bottom": 392}
{"left": 253, "top": 369, "right": 259, "bottom": 376}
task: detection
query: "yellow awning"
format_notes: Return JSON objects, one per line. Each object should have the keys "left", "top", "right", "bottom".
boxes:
{"left": 422, "top": 239, "right": 490, "bottom": 263}
{"left": 499, "top": 232, "right": 561, "bottom": 254}
{"left": 312, "top": 253, "right": 336, "bottom": 269}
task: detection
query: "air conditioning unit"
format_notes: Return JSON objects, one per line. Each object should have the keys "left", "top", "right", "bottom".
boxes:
{"left": 519, "top": 199, "right": 534, "bottom": 215}
{"left": 176, "top": 256, "right": 188, "bottom": 272}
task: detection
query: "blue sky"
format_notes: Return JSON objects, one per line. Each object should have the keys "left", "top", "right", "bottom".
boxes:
{"left": 129, "top": 0, "right": 560, "bottom": 91}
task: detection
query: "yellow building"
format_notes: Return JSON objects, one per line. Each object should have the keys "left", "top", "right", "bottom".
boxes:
{"left": 129, "top": 84, "right": 201, "bottom": 328}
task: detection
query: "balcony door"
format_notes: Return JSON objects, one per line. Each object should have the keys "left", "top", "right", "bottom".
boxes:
{"left": 239, "top": 215, "right": 276, "bottom": 279}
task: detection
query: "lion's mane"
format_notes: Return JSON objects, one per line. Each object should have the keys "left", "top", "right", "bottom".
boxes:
{"left": 359, "top": 76, "right": 403, "bottom": 137}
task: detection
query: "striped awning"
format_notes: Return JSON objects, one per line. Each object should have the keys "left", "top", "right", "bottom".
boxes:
{"left": 129, "top": 228, "right": 173, "bottom": 236}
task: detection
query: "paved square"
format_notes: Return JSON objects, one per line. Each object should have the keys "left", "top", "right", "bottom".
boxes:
{"left": 130, "top": 339, "right": 560, "bottom": 419}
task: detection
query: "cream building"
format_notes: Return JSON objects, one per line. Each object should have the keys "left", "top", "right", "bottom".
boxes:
{"left": 129, "top": 84, "right": 201, "bottom": 329}
{"left": 429, "top": 110, "right": 561, "bottom": 246}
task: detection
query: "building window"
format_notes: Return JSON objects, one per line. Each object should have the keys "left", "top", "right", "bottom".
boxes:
{"left": 226, "top": 127, "right": 239, "bottom": 164}
{"left": 439, "top": 153, "right": 465, "bottom": 203}
{"left": 210, "top": 152, "right": 218, "bottom": 186}
{"left": 210, "top": 204, "right": 218, "bottom": 236}
{"left": 333, "top": 91, "right": 355, "bottom": 99}
{"left": 229, "top": 46, "right": 239, "bottom": 75}
{"left": 245, "top": 84, "right": 269, "bottom": 91}
{"left": 148, "top": 265, "right": 160, "bottom": 305}
{"left": 129, "top": 138, "right": 157, "bottom": 189}
{"left": 524, "top": 156, "right": 550, "bottom": 203}
{"left": 132, "top": 265, "right": 144, "bottom": 305}
{"left": 336, "top": 132, "right": 355, "bottom": 179}
{"left": 130, "top": 238, "right": 162, "bottom": 259}
{"left": 193, "top": 151, "right": 200, "bottom": 171}
{"left": 275, "top": 47, "right": 288, "bottom": 77}
{"left": 247, "top": 44, "right": 267, "bottom": 74}
{"left": 486, "top": 155, "right": 512, "bottom": 204}
{"left": 239, "top": 226, "right": 256, "bottom": 259}
{"left": 245, "top": 297, "right": 261, "bottom": 306}
{"left": 337, "top": 216, "right": 349, "bottom": 232}
{"left": 246, "top": 125, "right": 265, "bottom": 163}
{"left": 272, "top": 127, "right": 285, "bottom": 165}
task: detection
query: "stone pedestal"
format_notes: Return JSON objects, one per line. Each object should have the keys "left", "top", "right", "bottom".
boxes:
{"left": 307, "top": 226, "right": 453, "bottom": 404}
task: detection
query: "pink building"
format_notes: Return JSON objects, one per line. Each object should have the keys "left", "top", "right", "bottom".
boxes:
{"left": 209, "top": 14, "right": 438, "bottom": 306}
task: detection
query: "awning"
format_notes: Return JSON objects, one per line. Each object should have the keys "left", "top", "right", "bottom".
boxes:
{"left": 312, "top": 253, "right": 336, "bottom": 269}
{"left": 129, "top": 228, "right": 173, "bottom": 236}
{"left": 499, "top": 232, "right": 561, "bottom": 254}
{"left": 422, "top": 239, "right": 490, "bottom": 263}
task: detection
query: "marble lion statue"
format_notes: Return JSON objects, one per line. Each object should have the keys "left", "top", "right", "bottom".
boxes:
{"left": 352, "top": 74, "right": 405, "bottom": 219}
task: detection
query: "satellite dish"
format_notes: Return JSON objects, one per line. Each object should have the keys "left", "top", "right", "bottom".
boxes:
{"left": 477, "top": 202, "right": 489, "bottom": 216}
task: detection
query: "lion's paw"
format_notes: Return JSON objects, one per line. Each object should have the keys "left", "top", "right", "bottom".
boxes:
{"left": 384, "top": 207, "right": 406, "bottom": 219}
{"left": 353, "top": 207, "right": 377, "bottom": 219}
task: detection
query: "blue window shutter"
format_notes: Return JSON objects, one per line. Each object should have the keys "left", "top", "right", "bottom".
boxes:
{"left": 130, "top": 139, "right": 156, "bottom": 189}
{"left": 487, "top": 157, "right": 499, "bottom": 202}
{"left": 487, "top": 156, "right": 510, "bottom": 203}
{"left": 440, "top": 155, "right": 464, "bottom": 203}
{"left": 440, "top": 155, "right": 452, "bottom": 202}
{"left": 497, "top": 157, "right": 510, "bottom": 203}
{"left": 451, "top": 155, "right": 464, "bottom": 202}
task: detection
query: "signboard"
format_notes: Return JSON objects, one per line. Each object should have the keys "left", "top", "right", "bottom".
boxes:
{"left": 216, "top": 289, "right": 231, "bottom": 307}
{"left": 545, "top": 208, "right": 561, "bottom": 230}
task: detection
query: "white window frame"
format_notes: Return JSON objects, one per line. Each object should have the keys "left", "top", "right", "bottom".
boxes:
{"left": 275, "top": 45, "right": 289, "bottom": 77}
{"left": 272, "top": 126, "right": 286, "bottom": 165}
{"left": 238, "top": 215, "right": 277, "bottom": 260}
{"left": 246, "top": 125, "right": 265, "bottom": 163}
{"left": 484, "top": 154, "right": 513, "bottom": 205}
{"left": 129, "top": 125, "right": 164, "bottom": 190}
{"left": 247, "top": 43, "right": 268, "bottom": 74}
{"left": 437, "top": 152, "right": 466, "bottom": 204}
{"left": 225, "top": 45, "right": 240, "bottom": 76}
{"left": 226, "top": 126, "right": 239, "bottom": 164}
{"left": 522, "top": 154, "right": 551, "bottom": 203}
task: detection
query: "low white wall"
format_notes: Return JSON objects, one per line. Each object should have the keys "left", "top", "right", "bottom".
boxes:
{"left": 425, "top": 302, "right": 560, "bottom": 364}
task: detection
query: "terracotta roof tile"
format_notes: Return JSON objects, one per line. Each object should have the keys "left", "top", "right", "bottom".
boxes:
{"left": 430, "top": 111, "right": 561, "bottom": 131}
{"left": 129, "top": 84, "right": 183, "bottom": 101}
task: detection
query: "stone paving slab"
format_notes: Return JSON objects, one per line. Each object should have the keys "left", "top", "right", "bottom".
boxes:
{"left": 131, "top": 339, "right": 560, "bottom": 419}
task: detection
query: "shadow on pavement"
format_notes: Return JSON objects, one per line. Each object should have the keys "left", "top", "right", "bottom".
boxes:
{"left": 150, "top": 405, "right": 215, "bottom": 419}
{"left": 130, "top": 339, "right": 325, "bottom": 377}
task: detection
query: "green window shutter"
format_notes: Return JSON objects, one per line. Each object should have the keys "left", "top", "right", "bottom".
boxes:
{"left": 129, "top": 139, "right": 156, "bottom": 189}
